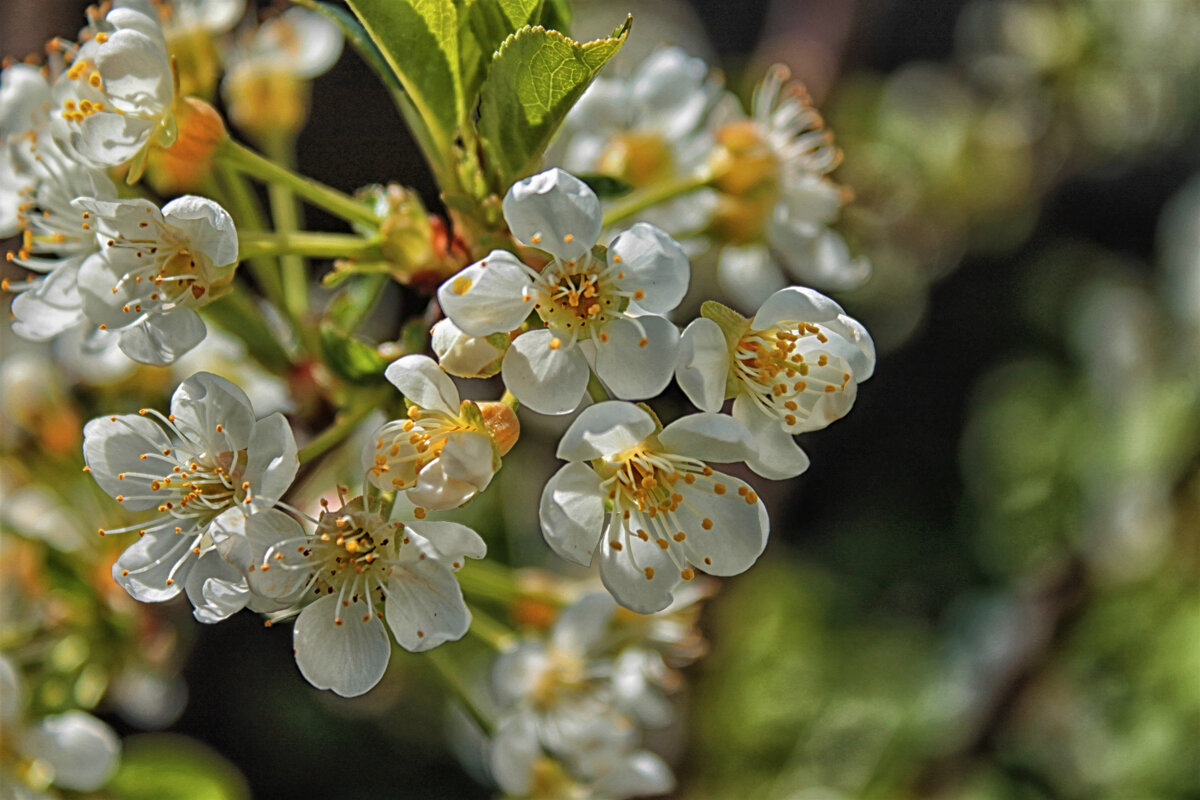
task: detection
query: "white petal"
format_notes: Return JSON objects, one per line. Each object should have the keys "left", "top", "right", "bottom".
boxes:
{"left": 501, "top": 329, "right": 589, "bottom": 415}
{"left": 592, "top": 315, "right": 679, "bottom": 401}
{"left": 732, "top": 396, "right": 810, "bottom": 480}
{"left": 611, "top": 649, "right": 673, "bottom": 728}
{"left": 22, "top": 712, "right": 120, "bottom": 791}
{"left": 259, "top": 7, "right": 344, "bottom": 78}
{"left": 489, "top": 711, "right": 540, "bottom": 795}
{"left": 406, "top": 468, "right": 478, "bottom": 511}
{"left": 751, "top": 285, "right": 844, "bottom": 329}
{"left": 437, "top": 251, "right": 534, "bottom": 336}
{"left": 658, "top": 412, "right": 753, "bottom": 463}
{"left": 591, "top": 750, "right": 675, "bottom": 799}
{"left": 385, "top": 547, "right": 472, "bottom": 652}
{"left": 0, "top": 63, "right": 50, "bottom": 137}
{"left": 245, "top": 412, "right": 299, "bottom": 505}
{"left": 607, "top": 223, "right": 690, "bottom": 313}
{"left": 384, "top": 354, "right": 460, "bottom": 414}
{"left": 674, "top": 473, "right": 769, "bottom": 577}
{"left": 225, "top": 509, "right": 310, "bottom": 601}
{"left": 70, "top": 110, "right": 155, "bottom": 166}
{"left": 503, "top": 168, "right": 600, "bottom": 262}
{"left": 550, "top": 593, "right": 615, "bottom": 654}
{"left": 161, "top": 195, "right": 238, "bottom": 268}
{"left": 94, "top": 29, "right": 171, "bottom": 105}
{"left": 184, "top": 550, "right": 249, "bottom": 623}
{"left": 113, "top": 531, "right": 197, "bottom": 602}
{"left": 538, "top": 463, "right": 605, "bottom": 566}
{"left": 598, "top": 516, "right": 678, "bottom": 614}
{"left": 716, "top": 244, "right": 787, "bottom": 312}
{"left": 10, "top": 260, "right": 86, "bottom": 341}
{"left": 430, "top": 318, "right": 507, "bottom": 378}
{"left": 555, "top": 401, "right": 655, "bottom": 461}
{"left": 170, "top": 371, "right": 256, "bottom": 448}
{"left": 770, "top": 218, "right": 871, "bottom": 292}
{"left": 403, "top": 520, "right": 487, "bottom": 566}
{"left": 779, "top": 171, "right": 843, "bottom": 225}
{"left": 676, "top": 317, "right": 729, "bottom": 413}
{"left": 436, "top": 432, "right": 496, "bottom": 490}
{"left": 82, "top": 414, "right": 171, "bottom": 509}
{"left": 117, "top": 309, "right": 206, "bottom": 366}
{"left": 293, "top": 594, "right": 390, "bottom": 697}
{"left": 823, "top": 313, "right": 876, "bottom": 381}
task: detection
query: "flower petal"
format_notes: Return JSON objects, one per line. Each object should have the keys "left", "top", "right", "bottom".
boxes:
{"left": 113, "top": 530, "right": 196, "bottom": 602}
{"left": 592, "top": 315, "right": 679, "bottom": 401}
{"left": 555, "top": 401, "right": 656, "bottom": 461}
{"left": 732, "top": 396, "right": 810, "bottom": 480}
{"left": 503, "top": 168, "right": 601, "bottom": 262}
{"left": 751, "top": 285, "right": 844, "bottom": 329}
{"left": 590, "top": 750, "right": 676, "bottom": 799}
{"left": 676, "top": 317, "right": 730, "bottom": 413}
{"left": 489, "top": 711, "right": 540, "bottom": 796}
{"left": 170, "top": 371, "right": 256, "bottom": 448}
{"left": 716, "top": 244, "right": 787, "bottom": 312}
{"left": 184, "top": 550, "right": 249, "bottom": 624}
{"left": 658, "top": 412, "right": 753, "bottom": 463}
{"left": 83, "top": 413, "right": 172, "bottom": 510}
{"left": 403, "top": 520, "right": 487, "bottom": 566}
{"left": 608, "top": 223, "right": 690, "bottom": 313}
{"left": 501, "top": 329, "right": 589, "bottom": 415}
{"left": 437, "top": 251, "right": 535, "bottom": 336}
{"left": 161, "top": 195, "right": 239, "bottom": 268}
{"left": 234, "top": 509, "right": 311, "bottom": 601}
{"left": 674, "top": 472, "right": 769, "bottom": 577}
{"left": 823, "top": 313, "right": 876, "bottom": 381}
{"left": 10, "top": 258, "right": 86, "bottom": 341}
{"left": 117, "top": 308, "right": 207, "bottom": 366}
{"left": 430, "top": 318, "right": 507, "bottom": 378}
{"left": 384, "top": 353, "right": 460, "bottom": 414}
{"left": 770, "top": 218, "right": 870, "bottom": 292}
{"left": 598, "top": 517, "right": 679, "bottom": 614}
{"left": 245, "top": 412, "right": 299, "bottom": 505}
{"left": 293, "top": 594, "right": 390, "bottom": 697}
{"left": 538, "top": 463, "right": 606, "bottom": 566}
{"left": 550, "top": 593, "right": 616, "bottom": 654}
{"left": 385, "top": 547, "right": 472, "bottom": 652}
{"left": 21, "top": 711, "right": 120, "bottom": 792}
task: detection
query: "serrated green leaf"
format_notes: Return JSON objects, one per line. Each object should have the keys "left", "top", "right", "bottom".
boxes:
{"left": 477, "top": 17, "right": 630, "bottom": 191}
{"left": 459, "top": 0, "right": 544, "bottom": 119}
{"left": 320, "top": 324, "right": 389, "bottom": 382}
{"left": 345, "top": 0, "right": 463, "bottom": 148}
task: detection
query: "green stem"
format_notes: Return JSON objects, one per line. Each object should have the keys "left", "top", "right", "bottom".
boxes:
{"left": 425, "top": 646, "right": 494, "bottom": 735}
{"left": 467, "top": 605, "right": 517, "bottom": 651}
{"left": 238, "top": 231, "right": 379, "bottom": 260}
{"left": 499, "top": 390, "right": 520, "bottom": 411}
{"left": 217, "top": 138, "right": 378, "bottom": 228}
{"left": 298, "top": 401, "right": 380, "bottom": 465}
{"left": 586, "top": 373, "right": 610, "bottom": 404}
{"left": 263, "top": 136, "right": 310, "bottom": 328}
{"left": 212, "top": 164, "right": 287, "bottom": 313}
{"left": 601, "top": 169, "right": 716, "bottom": 229}
{"left": 456, "top": 558, "right": 520, "bottom": 605}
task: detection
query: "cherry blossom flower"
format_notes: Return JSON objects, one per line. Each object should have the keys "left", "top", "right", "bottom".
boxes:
{"left": 226, "top": 496, "right": 486, "bottom": 697}
{"left": 74, "top": 194, "right": 238, "bottom": 365}
{"left": 712, "top": 67, "right": 870, "bottom": 310}
{"left": 363, "top": 355, "right": 517, "bottom": 510}
{"left": 51, "top": 3, "right": 176, "bottom": 173}
{"left": 0, "top": 655, "right": 121, "bottom": 795}
{"left": 83, "top": 372, "right": 297, "bottom": 605}
{"left": 539, "top": 401, "right": 768, "bottom": 613}
{"left": 438, "top": 168, "right": 690, "bottom": 414}
{"left": 677, "top": 288, "right": 875, "bottom": 479}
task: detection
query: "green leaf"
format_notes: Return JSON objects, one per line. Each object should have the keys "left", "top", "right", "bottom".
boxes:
{"left": 460, "top": 0, "right": 544, "bottom": 111}
{"left": 477, "top": 17, "right": 631, "bottom": 192}
{"left": 108, "top": 735, "right": 250, "bottom": 800}
{"left": 575, "top": 172, "right": 635, "bottom": 199}
{"left": 320, "top": 324, "right": 390, "bottom": 382}
{"left": 325, "top": 274, "right": 389, "bottom": 332}
{"left": 345, "top": 0, "right": 463, "bottom": 147}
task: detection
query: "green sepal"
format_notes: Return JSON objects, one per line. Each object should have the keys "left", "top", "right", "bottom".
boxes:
{"left": 476, "top": 17, "right": 631, "bottom": 193}
{"left": 701, "top": 299, "right": 751, "bottom": 349}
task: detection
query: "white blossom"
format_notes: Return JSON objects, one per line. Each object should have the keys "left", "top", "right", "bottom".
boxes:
{"left": 363, "top": 355, "right": 513, "bottom": 511}
{"left": 539, "top": 401, "right": 768, "bottom": 613}
{"left": 431, "top": 318, "right": 508, "bottom": 379}
{"left": 83, "top": 372, "right": 297, "bottom": 607}
{"left": 225, "top": 497, "right": 485, "bottom": 697}
{"left": 51, "top": 4, "right": 176, "bottom": 172}
{"left": 74, "top": 194, "right": 238, "bottom": 365}
{"left": 0, "top": 655, "right": 121, "bottom": 795}
{"left": 438, "top": 169, "right": 690, "bottom": 415}
{"left": 714, "top": 67, "right": 870, "bottom": 309}
{"left": 677, "top": 288, "right": 875, "bottom": 479}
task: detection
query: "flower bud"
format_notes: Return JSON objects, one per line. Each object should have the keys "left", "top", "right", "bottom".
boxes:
{"left": 147, "top": 97, "right": 227, "bottom": 193}
{"left": 479, "top": 401, "right": 520, "bottom": 456}
{"left": 431, "top": 318, "right": 509, "bottom": 379}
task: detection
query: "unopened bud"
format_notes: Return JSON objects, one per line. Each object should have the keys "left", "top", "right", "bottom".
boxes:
{"left": 478, "top": 401, "right": 520, "bottom": 456}
{"left": 431, "top": 318, "right": 509, "bottom": 379}
{"left": 148, "top": 97, "right": 226, "bottom": 192}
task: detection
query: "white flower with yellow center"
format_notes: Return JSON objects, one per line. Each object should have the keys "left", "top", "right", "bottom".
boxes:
{"left": 677, "top": 287, "right": 875, "bottom": 479}
{"left": 83, "top": 372, "right": 297, "bottom": 606}
{"left": 227, "top": 496, "right": 486, "bottom": 697}
{"left": 438, "top": 168, "right": 690, "bottom": 415}
{"left": 364, "top": 355, "right": 518, "bottom": 511}
{"left": 51, "top": 4, "right": 176, "bottom": 173}
{"left": 711, "top": 67, "right": 870, "bottom": 310}
{"left": 539, "top": 401, "right": 768, "bottom": 613}
{"left": 74, "top": 194, "right": 238, "bottom": 365}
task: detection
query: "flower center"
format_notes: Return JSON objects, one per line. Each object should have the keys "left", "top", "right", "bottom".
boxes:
{"left": 369, "top": 406, "right": 474, "bottom": 490}
{"left": 734, "top": 322, "right": 853, "bottom": 427}
{"left": 533, "top": 263, "right": 627, "bottom": 339}
{"left": 597, "top": 131, "right": 675, "bottom": 188}
{"left": 529, "top": 649, "right": 588, "bottom": 709}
